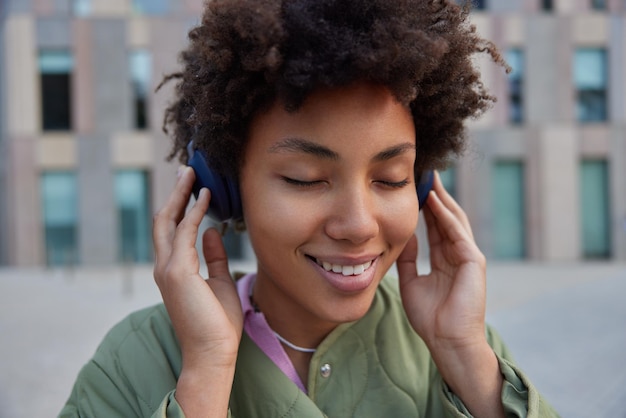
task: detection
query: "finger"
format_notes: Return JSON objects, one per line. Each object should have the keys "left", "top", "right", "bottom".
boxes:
{"left": 203, "top": 228, "right": 243, "bottom": 332}
{"left": 432, "top": 171, "right": 474, "bottom": 239}
{"left": 426, "top": 189, "right": 472, "bottom": 246}
{"left": 169, "top": 187, "right": 211, "bottom": 257}
{"left": 397, "top": 234, "right": 418, "bottom": 288}
{"left": 153, "top": 166, "right": 196, "bottom": 268}
{"left": 171, "top": 166, "right": 197, "bottom": 224}
{"left": 202, "top": 227, "right": 231, "bottom": 280}
{"left": 422, "top": 201, "right": 443, "bottom": 247}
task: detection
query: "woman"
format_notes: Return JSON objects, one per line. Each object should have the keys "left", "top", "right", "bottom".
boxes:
{"left": 61, "top": 0, "right": 559, "bottom": 417}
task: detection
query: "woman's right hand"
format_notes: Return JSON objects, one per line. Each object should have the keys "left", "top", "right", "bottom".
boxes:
{"left": 152, "top": 166, "right": 243, "bottom": 416}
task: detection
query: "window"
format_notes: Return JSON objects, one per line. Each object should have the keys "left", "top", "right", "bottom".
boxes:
{"left": 454, "top": 0, "right": 485, "bottom": 10}
{"left": 73, "top": 0, "right": 91, "bottom": 16}
{"left": 39, "top": 50, "right": 73, "bottom": 131}
{"left": 506, "top": 49, "right": 524, "bottom": 124}
{"left": 115, "top": 170, "right": 152, "bottom": 263}
{"left": 471, "top": 0, "right": 486, "bottom": 10}
{"left": 492, "top": 161, "right": 525, "bottom": 259}
{"left": 130, "top": 50, "right": 152, "bottom": 130}
{"left": 541, "top": 0, "right": 553, "bottom": 11}
{"left": 132, "top": 0, "right": 169, "bottom": 15}
{"left": 574, "top": 48, "right": 608, "bottom": 122}
{"left": 591, "top": 0, "right": 607, "bottom": 10}
{"left": 580, "top": 160, "right": 611, "bottom": 258}
{"left": 41, "top": 172, "right": 78, "bottom": 266}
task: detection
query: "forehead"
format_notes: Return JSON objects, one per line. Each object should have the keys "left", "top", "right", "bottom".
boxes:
{"left": 245, "top": 82, "right": 415, "bottom": 156}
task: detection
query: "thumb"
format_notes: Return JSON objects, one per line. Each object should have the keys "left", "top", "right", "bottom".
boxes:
{"left": 202, "top": 227, "right": 243, "bottom": 330}
{"left": 397, "top": 234, "right": 418, "bottom": 289}
{"left": 202, "top": 227, "right": 232, "bottom": 280}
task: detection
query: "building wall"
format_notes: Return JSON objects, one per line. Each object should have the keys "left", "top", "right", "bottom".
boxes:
{"left": 464, "top": 5, "right": 626, "bottom": 261}
{"left": 0, "top": 1, "right": 198, "bottom": 266}
{"left": 0, "top": 1, "right": 625, "bottom": 266}
{"left": 0, "top": 0, "right": 7, "bottom": 265}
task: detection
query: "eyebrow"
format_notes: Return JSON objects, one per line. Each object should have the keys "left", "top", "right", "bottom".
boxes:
{"left": 268, "top": 137, "right": 339, "bottom": 160}
{"left": 268, "top": 137, "right": 416, "bottom": 162}
{"left": 372, "top": 142, "right": 416, "bottom": 162}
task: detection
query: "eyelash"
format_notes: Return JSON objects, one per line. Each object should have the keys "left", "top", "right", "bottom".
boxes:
{"left": 281, "top": 177, "right": 410, "bottom": 189}
{"left": 379, "top": 179, "right": 410, "bottom": 189}
{"left": 281, "top": 177, "right": 322, "bottom": 188}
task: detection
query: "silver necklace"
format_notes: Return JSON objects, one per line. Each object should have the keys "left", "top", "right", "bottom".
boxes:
{"left": 250, "top": 279, "right": 317, "bottom": 353}
{"left": 272, "top": 331, "right": 317, "bottom": 353}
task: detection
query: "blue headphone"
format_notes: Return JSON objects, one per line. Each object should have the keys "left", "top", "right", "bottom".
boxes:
{"left": 187, "top": 141, "right": 433, "bottom": 223}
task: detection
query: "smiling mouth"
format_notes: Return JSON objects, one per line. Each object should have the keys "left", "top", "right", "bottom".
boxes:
{"left": 310, "top": 257, "right": 374, "bottom": 276}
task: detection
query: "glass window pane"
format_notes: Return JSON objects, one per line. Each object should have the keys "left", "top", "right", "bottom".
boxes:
{"left": 591, "top": 0, "right": 607, "bottom": 10}
{"left": 40, "top": 50, "right": 73, "bottom": 131}
{"left": 73, "top": 0, "right": 91, "bottom": 16}
{"left": 130, "top": 50, "right": 151, "bottom": 96}
{"left": 41, "top": 172, "right": 78, "bottom": 266}
{"left": 132, "top": 0, "right": 169, "bottom": 15}
{"left": 506, "top": 48, "right": 524, "bottom": 124}
{"left": 39, "top": 51, "right": 74, "bottom": 74}
{"left": 130, "top": 50, "right": 151, "bottom": 129}
{"left": 580, "top": 160, "right": 611, "bottom": 258}
{"left": 492, "top": 162, "right": 525, "bottom": 259}
{"left": 454, "top": 0, "right": 485, "bottom": 9}
{"left": 506, "top": 49, "right": 523, "bottom": 80}
{"left": 473, "top": 0, "right": 485, "bottom": 9}
{"left": 578, "top": 90, "right": 608, "bottom": 121}
{"left": 574, "top": 49, "right": 607, "bottom": 89}
{"left": 115, "top": 170, "right": 152, "bottom": 263}
{"left": 574, "top": 48, "right": 608, "bottom": 122}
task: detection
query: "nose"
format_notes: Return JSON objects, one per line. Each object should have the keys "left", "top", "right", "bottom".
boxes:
{"left": 324, "top": 185, "right": 379, "bottom": 244}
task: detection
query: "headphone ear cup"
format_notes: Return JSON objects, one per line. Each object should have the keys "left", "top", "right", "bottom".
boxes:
{"left": 224, "top": 175, "right": 243, "bottom": 222}
{"left": 416, "top": 170, "right": 434, "bottom": 210}
{"left": 187, "top": 142, "right": 243, "bottom": 223}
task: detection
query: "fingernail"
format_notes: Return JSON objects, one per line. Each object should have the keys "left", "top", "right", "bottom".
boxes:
{"left": 177, "top": 165, "right": 187, "bottom": 179}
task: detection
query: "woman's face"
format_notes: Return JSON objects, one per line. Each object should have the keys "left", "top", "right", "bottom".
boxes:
{"left": 240, "top": 82, "right": 419, "bottom": 332}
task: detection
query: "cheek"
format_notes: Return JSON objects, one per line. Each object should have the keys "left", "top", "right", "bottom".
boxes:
{"left": 241, "top": 173, "right": 420, "bottom": 251}
{"left": 242, "top": 183, "right": 316, "bottom": 247}
{"left": 382, "top": 194, "right": 419, "bottom": 247}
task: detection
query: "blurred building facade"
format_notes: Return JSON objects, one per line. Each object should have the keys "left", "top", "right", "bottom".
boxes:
{"left": 0, "top": 0, "right": 625, "bottom": 267}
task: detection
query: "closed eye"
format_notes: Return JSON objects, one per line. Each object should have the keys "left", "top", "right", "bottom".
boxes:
{"left": 282, "top": 176, "right": 410, "bottom": 189}
{"left": 377, "top": 179, "right": 410, "bottom": 189}
{"left": 281, "top": 176, "right": 324, "bottom": 188}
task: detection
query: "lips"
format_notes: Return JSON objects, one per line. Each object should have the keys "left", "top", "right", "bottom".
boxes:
{"left": 314, "top": 258, "right": 374, "bottom": 276}
{"left": 308, "top": 255, "right": 379, "bottom": 293}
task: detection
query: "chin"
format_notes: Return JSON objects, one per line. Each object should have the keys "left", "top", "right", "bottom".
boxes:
{"left": 318, "top": 287, "right": 379, "bottom": 326}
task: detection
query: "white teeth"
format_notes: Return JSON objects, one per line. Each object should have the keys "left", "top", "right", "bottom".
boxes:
{"left": 315, "top": 258, "right": 374, "bottom": 276}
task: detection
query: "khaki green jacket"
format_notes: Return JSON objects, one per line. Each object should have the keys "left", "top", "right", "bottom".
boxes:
{"left": 60, "top": 277, "right": 559, "bottom": 417}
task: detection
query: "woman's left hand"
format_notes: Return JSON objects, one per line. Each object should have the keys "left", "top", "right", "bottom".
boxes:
{"left": 397, "top": 171, "right": 504, "bottom": 418}
{"left": 397, "top": 171, "right": 487, "bottom": 350}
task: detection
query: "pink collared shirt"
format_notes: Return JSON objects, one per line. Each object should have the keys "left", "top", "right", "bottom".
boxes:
{"left": 236, "top": 273, "right": 308, "bottom": 393}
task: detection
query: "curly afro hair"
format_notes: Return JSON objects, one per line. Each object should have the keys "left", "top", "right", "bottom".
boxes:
{"left": 162, "top": 0, "right": 506, "bottom": 178}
